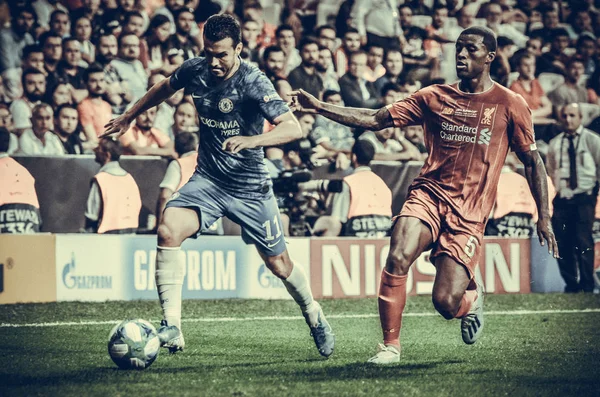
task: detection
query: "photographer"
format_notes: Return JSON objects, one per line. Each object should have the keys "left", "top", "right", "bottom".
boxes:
{"left": 311, "top": 140, "right": 392, "bottom": 237}
{"left": 269, "top": 137, "right": 317, "bottom": 236}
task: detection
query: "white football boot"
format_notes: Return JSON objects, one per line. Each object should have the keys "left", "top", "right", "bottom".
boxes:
{"left": 157, "top": 320, "right": 185, "bottom": 353}
{"left": 461, "top": 281, "right": 485, "bottom": 345}
{"left": 303, "top": 302, "right": 335, "bottom": 358}
{"left": 367, "top": 343, "right": 401, "bottom": 364}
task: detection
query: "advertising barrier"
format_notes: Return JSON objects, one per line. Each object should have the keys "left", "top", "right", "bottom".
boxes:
{"left": 1, "top": 234, "right": 566, "bottom": 304}
{"left": 55, "top": 235, "right": 127, "bottom": 301}
{"left": 239, "top": 239, "right": 310, "bottom": 299}
{"left": 0, "top": 234, "right": 57, "bottom": 304}
{"left": 124, "top": 236, "right": 244, "bottom": 300}
{"left": 309, "top": 238, "right": 531, "bottom": 299}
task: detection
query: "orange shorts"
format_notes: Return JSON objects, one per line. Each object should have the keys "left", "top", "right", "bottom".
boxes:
{"left": 396, "top": 188, "right": 485, "bottom": 278}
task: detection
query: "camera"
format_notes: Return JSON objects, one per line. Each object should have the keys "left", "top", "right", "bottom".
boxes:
{"left": 272, "top": 167, "right": 343, "bottom": 237}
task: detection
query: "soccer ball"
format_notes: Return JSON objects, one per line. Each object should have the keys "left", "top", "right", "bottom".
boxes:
{"left": 107, "top": 319, "right": 160, "bottom": 370}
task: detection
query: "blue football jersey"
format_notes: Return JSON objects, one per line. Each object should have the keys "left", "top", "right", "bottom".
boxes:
{"left": 170, "top": 57, "right": 290, "bottom": 198}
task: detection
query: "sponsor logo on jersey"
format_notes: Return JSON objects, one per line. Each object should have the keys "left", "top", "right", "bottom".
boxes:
{"left": 441, "top": 107, "right": 454, "bottom": 115}
{"left": 454, "top": 109, "right": 479, "bottom": 118}
{"left": 478, "top": 128, "right": 491, "bottom": 145}
{"left": 263, "top": 93, "right": 280, "bottom": 103}
{"left": 199, "top": 116, "right": 241, "bottom": 137}
{"left": 440, "top": 121, "right": 477, "bottom": 143}
{"left": 218, "top": 98, "right": 234, "bottom": 113}
{"left": 481, "top": 107, "right": 496, "bottom": 125}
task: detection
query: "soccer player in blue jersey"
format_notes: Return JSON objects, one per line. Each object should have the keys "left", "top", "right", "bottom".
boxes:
{"left": 102, "top": 14, "right": 334, "bottom": 358}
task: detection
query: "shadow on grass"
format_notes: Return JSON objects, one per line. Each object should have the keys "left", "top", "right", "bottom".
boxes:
{"left": 0, "top": 359, "right": 468, "bottom": 388}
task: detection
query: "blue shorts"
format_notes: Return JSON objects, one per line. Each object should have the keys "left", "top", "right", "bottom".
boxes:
{"left": 165, "top": 172, "right": 287, "bottom": 257}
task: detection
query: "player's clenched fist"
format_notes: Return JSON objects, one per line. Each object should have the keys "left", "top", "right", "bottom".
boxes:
{"left": 222, "top": 135, "right": 258, "bottom": 154}
{"left": 289, "top": 89, "right": 320, "bottom": 113}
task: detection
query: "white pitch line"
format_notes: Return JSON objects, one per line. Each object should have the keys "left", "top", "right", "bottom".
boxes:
{"left": 0, "top": 308, "right": 599, "bottom": 328}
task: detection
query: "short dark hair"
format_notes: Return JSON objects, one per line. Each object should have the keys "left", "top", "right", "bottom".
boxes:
{"left": 174, "top": 131, "right": 199, "bottom": 155}
{"left": 262, "top": 45, "right": 284, "bottom": 62}
{"left": 549, "top": 27, "right": 570, "bottom": 41}
{"left": 315, "top": 25, "right": 336, "bottom": 36}
{"left": 298, "top": 37, "right": 319, "bottom": 51}
{"left": 577, "top": 33, "right": 596, "bottom": 47}
{"left": 353, "top": 139, "right": 375, "bottom": 166}
{"left": 566, "top": 57, "right": 585, "bottom": 69}
{"left": 173, "top": 7, "right": 195, "bottom": 21}
{"left": 100, "top": 138, "right": 122, "bottom": 161}
{"left": 62, "top": 37, "right": 80, "bottom": 48}
{"left": 344, "top": 27, "right": 360, "bottom": 36}
{"left": 13, "top": 5, "right": 38, "bottom": 23}
{"left": 459, "top": 26, "right": 497, "bottom": 52}
{"left": 384, "top": 48, "right": 403, "bottom": 61}
{"left": 276, "top": 24, "right": 294, "bottom": 38}
{"left": 83, "top": 63, "right": 105, "bottom": 82}
{"left": 0, "top": 127, "right": 10, "bottom": 153}
{"left": 497, "top": 35, "right": 514, "bottom": 48}
{"left": 124, "top": 10, "right": 144, "bottom": 24}
{"left": 349, "top": 50, "right": 367, "bottom": 60}
{"left": 39, "top": 31, "right": 62, "bottom": 47}
{"left": 21, "top": 68, "right": 45, "bottom": 87}
{"left": 50, "top": 9, "right": 68, "bottom": 22}
{"left": 322, "top": 89, "right": 341, "bottom": 102}
{"left": 23, "top": 44, "right": 43, "bottom": 59}
{"left": 118, "top": 32, "right": 138, "bottom": 47}
{"left": 203, "top": 14, "right": 241, "bottom": 46}
{"left": 54, "top": 103, "right": 78, "bottom": 118}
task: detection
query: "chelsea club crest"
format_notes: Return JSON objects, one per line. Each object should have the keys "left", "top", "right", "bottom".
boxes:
{"left": 218, "top": 98, "right": 234, "bottom": 113}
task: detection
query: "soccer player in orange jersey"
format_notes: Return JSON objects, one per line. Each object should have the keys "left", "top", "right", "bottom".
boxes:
{"left": 290, "top": 26, "right": 559, "bottom": 364}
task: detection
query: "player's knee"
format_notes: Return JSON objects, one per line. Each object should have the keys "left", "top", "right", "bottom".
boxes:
{"left": 157, "top": 223, "right": 178, "bottom": 247}
{"left": 386, "top": 249, "right": 413, "bottom": 275}
{"left": 432, "top": 292, "right": 461, "bottom": 320}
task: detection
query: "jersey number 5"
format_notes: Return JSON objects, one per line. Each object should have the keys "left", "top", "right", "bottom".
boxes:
{"left": 463, "top": 236, "right": 478, "bottom": 259}
{"left": 263, "top": 215, "right": 282, "bottom": 241}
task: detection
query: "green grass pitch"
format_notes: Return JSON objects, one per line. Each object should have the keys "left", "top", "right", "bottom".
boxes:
{"left": 1, "top": 294, "right": 599, "bottom": 396}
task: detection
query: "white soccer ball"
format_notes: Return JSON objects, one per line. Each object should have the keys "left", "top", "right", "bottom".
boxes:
{"left": 107, "top": 319, "right": 160, "bottom": 370}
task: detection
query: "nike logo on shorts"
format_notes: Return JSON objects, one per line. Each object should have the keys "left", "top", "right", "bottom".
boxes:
{"left": 267, "top": 239, "right": 281, "bottom": 248}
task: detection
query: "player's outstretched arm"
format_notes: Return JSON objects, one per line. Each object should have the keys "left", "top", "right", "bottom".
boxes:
{"left": 517, "top": 149, "right": 559, "bottom": 258}
{"left": 101, "top": 78, "right": 177, "bottom": 139}
{"left": 290, "top": 89, "right": 394, "bottom": 130}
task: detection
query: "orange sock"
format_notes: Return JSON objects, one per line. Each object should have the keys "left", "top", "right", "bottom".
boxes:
{"left": 454, "top": 289, "right": 477, "bottom": 318}
{"left": 378, "top": 270, "right": 408, "bottom": 348}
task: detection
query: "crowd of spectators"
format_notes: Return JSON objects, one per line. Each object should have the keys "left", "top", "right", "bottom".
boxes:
{"left": 3, "top": 0, "right": 600, "bottom": 237}
{"left": 3, "top": 0, "right": 600, "bottom": 167}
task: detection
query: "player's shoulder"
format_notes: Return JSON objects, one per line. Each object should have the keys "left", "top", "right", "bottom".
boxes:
{"left": 239, "top": 60, "right": 269, "bottom": 84}
{"left": 492, "top": 82, "right": 528, "bottom": 104}
{"left": 181, "top": 56, "right": 207, "bottom": 70}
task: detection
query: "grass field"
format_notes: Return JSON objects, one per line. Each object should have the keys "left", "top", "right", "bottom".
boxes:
{"left": 1, "top": 294, "right": 599, "bottom": 397}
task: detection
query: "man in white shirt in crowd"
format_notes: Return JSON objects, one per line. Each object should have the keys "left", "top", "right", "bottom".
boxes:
{"left": 547, "top": 103, "right": 600, "bottom": 293}
{"left": 19, "top": 103, "right": 65, "bottom": 155}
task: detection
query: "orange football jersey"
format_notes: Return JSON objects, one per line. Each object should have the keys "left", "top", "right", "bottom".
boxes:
{"left": 387, "top": 82, "right": 536, "bottom": 223}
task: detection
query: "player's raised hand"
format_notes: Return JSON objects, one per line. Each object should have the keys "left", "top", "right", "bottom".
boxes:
{"left": 222, "top": 136, "right": 257, "bottom": 154}
{"left": 537, "top": 218, "right": 559, "bottom": 258}
{"left": 289, "top": 89, "right": 320, "bottom": 114}
{"left": 101, "top": 114, "right": 133, "bottom": 139}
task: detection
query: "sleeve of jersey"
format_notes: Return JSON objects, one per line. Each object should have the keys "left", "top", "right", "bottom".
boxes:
{"left": 385, "top": 90, "right": 426, "bottom": 128}
{"left": 170, "top": 58, "right": 201, "bottom": 92}
{"left": 509, "top": 95, "right": 537, "bottom": 153}
{"left": 246, "top": 72, "right": 290, "bottom": 124}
